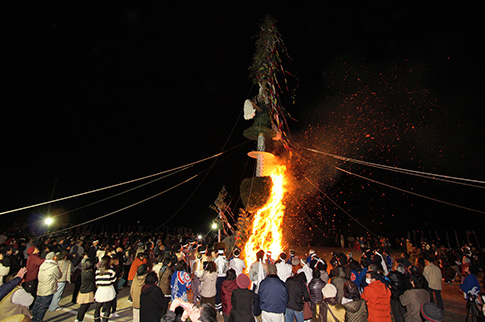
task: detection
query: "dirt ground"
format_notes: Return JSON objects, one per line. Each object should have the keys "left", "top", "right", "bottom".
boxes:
{"left": 42, "top": 246, "right": 477, "bottom": 321}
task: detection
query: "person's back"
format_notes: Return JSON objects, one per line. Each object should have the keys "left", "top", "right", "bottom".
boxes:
{"left": 361, "top": 272, "right": 391, "bottom": 322}
{"left": 259, "top": 264, "right": 289, "bottom": 319}
{"left": 140, "top": 271, "right": 168, "bottom": 322}
{"left": 285, "top": 272, "right": 310, "bottom": 312}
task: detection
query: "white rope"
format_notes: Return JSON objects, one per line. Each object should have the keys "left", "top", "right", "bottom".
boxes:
{"left": 38, "top": 173, "right": 200, "bottom": 237}
{"left": 0, "top": 152, "right": 224, "bottom": 216}
{"left": 24, "top": 166, "right": 191, "bottom": 229}
{"left": 335, "top": 166, "right": 485, "bottom": 215}
{"left": 304, "top": 176, "right": 378, "bottom": 236}
{"left": 301, "top": 146, "right": 485, "bottom": 187}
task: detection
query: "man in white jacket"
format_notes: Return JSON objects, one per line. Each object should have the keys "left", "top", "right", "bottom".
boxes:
{"left": 32, "top": 252, "right": 62, "bottom": 322}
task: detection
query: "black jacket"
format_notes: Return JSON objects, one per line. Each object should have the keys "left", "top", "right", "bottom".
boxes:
{"left": 229, "top": 288, "right": 255, "bottom": 322}
{"left": 140, "top": 284, "right": 169, "bottom": 322}
{"left": 308, "top": 277, "right": 326, "bottom": 309}
{"left": 387, "top": 271, "right": 411, "bottom": 300}
{"left": 285, "top": 272, "right": 310, "bottom": 311}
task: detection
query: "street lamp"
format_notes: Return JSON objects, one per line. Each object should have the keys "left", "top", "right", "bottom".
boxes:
{"left": 44, "top": 217, "right": 53, "bottom": 226}
{"left": 211, "top": 221, "right": 221, "bottom": 243}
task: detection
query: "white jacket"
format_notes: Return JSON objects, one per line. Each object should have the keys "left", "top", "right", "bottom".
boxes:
{"left": 37, "top": 260, "right": 62, "bottom": 296}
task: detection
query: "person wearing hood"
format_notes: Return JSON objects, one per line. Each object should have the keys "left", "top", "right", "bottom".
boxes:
{"left": 342, "top": 281, "right": 368, "bottom": 322}
{"left": 361, "top": 271, "right": 391, "bottom": 322}
{"left": 32, "top": 252, "right": 62, "bottom": 322}
{"left": 140, "top": 271, "right": 168, "bottom": 322}
{"left": 285, "top": 270, "right": 310, "bottom": 322}
{"left": 23, "top": 246, "right": 45, "bottom": 300}
{"left": 221, "top": 269, "right": 239, "bottom": 322}
{"left": 130, "top": 263, "right": 148, "bottom": 322}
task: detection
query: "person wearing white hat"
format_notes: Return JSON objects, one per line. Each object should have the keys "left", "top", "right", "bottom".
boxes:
{"left": 312, "top": 284, "right": 345, "bottom": 321}
{"left": 229, "top": 248, "right": 246, "bottom": 277}
{"left": 32, "top": 252, "right": 61, "bottom": 322}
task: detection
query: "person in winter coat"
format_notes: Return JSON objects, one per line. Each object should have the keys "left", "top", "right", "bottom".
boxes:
{"left": 308, "top": 269, "right": 326, "bottom": 311}
{"left": 75, "top": 258, "right": 96, "bottom": 322}
{"left": 229, "top": 273, "right": 254, "bottom": 322}
{"left": 199, "top": 261, "right": 218, "bottom": 306}
{"left": 258, "top": 263, "right": 289, "bottom": 322}
{"left": 158, "top": 257, "right": 173, "bottom": 305}
{"left": 285, "top": 271, "right": 310, "bottom": 322}
{"left": 128, "top": 252, "right": 147, "bottom": 286}
{"left": 140, "top": 271, "right": 169, "bottom": 322}
{"left": 399, "top": 273, "right": 430, "bottom": 322}
{"left": 361, "top": 271, "right": 391, "bottom": 322}
{"left": 342, "top": 281, "right": 368, "bottom": 322}
{"left": 48, "top": 250, "right": 72, "bottom": 312}
{"left": 130, "top": 264, "right": 148, "bottom": 322}
{"left": 32, "top": 252, "right": 62, "bottom": 322}
{"left": 312, "top": 283, "right": 346, "bottom": 322}
{"left": 423, "top": 255, "right": 443, "bottom": 311}
{"left": 387, "top": 263, "right": 411, "bottom": 322}
{"left": 0, "top": 271, "right": 34, "bottom": 321}
{"left": 221, "top": 269, "right": 238, "bottom": 322}
{"left": 330, "top": 266, "right": 350, "bottom": 304}
{"left": 23, "top": 246, "right": 44, "bottom": 300}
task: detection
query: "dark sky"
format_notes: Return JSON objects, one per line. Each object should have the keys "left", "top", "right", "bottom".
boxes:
{"left": 2, "top": 2, "right": 484, "bottom": 243}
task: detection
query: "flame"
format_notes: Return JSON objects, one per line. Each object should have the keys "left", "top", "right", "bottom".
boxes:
{"left": 242, "top": 165, "right": 287, "bottom": 267}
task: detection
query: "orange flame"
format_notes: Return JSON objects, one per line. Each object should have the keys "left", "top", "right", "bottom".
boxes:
{"left": 242, "top": 165, "right": 287, "bottom": 267}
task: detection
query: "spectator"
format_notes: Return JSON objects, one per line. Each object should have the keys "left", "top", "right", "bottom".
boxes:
{"left": 285, "top": 271, "right": 310, "bottom": 322}
{"left": 0, "top": 267, "right": 27, "bottom": 302}
{"left": 130, "top": 263, "right": 148, "bottom": 322}
{"left": 48, "top": 250, "right": 72, "bottom": 312}
{"left": 221, "top": 269, "right": 238, "bottom": 322}
{"left": 199, "top": 261, "right": 218, "bottom": 307}
{"left": 361, "top": 271, "right": 391, "bottom": 321}
{"left": 423, "top": 255, "right": 444, "bottom": 311}
{"left": 140, "top": 271, "right": 169, "bottom": 322}
{"left": 229, "top": 273, "right": 254, "bottom": 322}
{"left": 387, "top": 263, "right": 411, "bottom": 322}
{"left": 158, "top": 257, "right": 173, "bottom": 308}
{"left": 75, "top": 258, "right": 96, "bottom": 322}
{"left": 400, "top": 273, "right": 430, "bottom": 322}
{"left": 23, "top": 246, "right": 44, "bottom": 300}
{"left": 312, "top": 283, "right": 346, "bottom": 321}
{"left": 258, "top": 263, "right": 289, "bottom": 322}
{"left": 342, "top": 281, "right": 368, "bottom": 321}
{"left": 459, "top": 265, "right": 481, "bottom": 299}
{"left": 94, "top": 255, "right": 117, "bottom": 322}
{"left": 32, "top": 252, "right": 62, "bottom": 322}
{"left": 330, "top": 266, "right": 350, "bottom": 304}
{"left": 308, "top": 269, "right": 325, "bottom": 311}
{"left": 0, "top": 268, "right": 33, "bottom": 320}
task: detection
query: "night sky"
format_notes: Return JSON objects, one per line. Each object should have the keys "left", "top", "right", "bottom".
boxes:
{"left": 2, "top": 2, "right": 484, "bottom": 245}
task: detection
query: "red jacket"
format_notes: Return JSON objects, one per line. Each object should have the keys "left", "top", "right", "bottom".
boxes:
{"left": 361, "top": 280, "right": 391, "bottom": 322}
{"left": 221, "top": 279, "right": 238, "bottom": 316}
{"left": 128, "top": 257, "right": 147, "bottom": 281}
{"left": 24, "top": 254, "right": 45, "bottom": 282}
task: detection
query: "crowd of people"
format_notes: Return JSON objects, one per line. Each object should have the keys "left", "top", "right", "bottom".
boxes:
{"left": 0, "top": 230, "right": 483, "bottom": 322}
